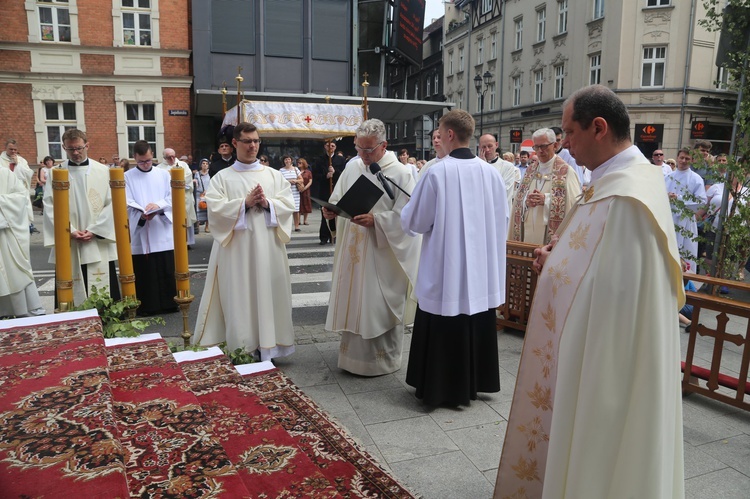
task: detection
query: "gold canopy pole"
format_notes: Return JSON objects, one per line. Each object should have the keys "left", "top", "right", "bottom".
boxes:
{"left": 171, "top": 167, "right": 194, "bottom": 348}
{"left": 221, "top": 81, "right": 228, "bottom": 117}
{"left": 236, "top": 67, "right": 244, "bottom": 124}
{"left": 361, "top": 72, "right": 370, "bottom": 121}
{"left": 52, "top": 168, "right": 74, "bottom": 311}
{"left": 109, "top": 168, "right": 139, "bottom": 318}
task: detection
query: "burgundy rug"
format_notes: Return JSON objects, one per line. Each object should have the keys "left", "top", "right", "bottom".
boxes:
{"left": 180, "top": 354, "right": 416, "bottom": 499}
{"left": 0, "top": 312, "right": 130, "bottom": 498}
{"left": 106, "top": 339, "right": 251, "bottom": 498}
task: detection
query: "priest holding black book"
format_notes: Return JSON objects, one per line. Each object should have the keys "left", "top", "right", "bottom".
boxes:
{"left": 322, "top": 119, "right": 420, "bottom": 376}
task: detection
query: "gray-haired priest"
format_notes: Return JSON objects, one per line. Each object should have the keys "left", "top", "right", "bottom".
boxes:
{"left": 323, "top": 118, "right": 420, "bottom": 376}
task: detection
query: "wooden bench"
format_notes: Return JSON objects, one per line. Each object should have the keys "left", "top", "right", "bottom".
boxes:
{"left": 681, "top": 274, "right": 750, "bottom": 412}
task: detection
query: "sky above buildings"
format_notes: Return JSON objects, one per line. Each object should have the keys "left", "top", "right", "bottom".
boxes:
{"left": 424, "top": 0, "right": 445, "bottom": 27}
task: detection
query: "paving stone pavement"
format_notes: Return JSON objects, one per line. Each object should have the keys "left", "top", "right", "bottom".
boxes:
{"left": 31, "top": 209, "right": 750, "bottom": 497}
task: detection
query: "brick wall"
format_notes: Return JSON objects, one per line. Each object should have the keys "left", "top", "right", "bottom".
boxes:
{"left": 159, "top": 0, "right": 190, "bottom": 50}
{"left": 78, "top": 0, "right": 114, "bottom": 47}
{"left": 82, "top": 86, "right": 119, "bottom": 161}
{"left": 0, "top": 50, "right": 31, "bottom": 72}
{"left": 81, "top": 54, "right": 115, "bottom": 75}
{"left": 0, "top": 84, "right": 37, "bottom": 163}
{"left": 161, "top": 57, "right": 190, "bottom": 77}
{"left": 162, "top": 88, "right": 192, "bottom": 156}
{"left": 1, "top": 3, "right": 29, "bottom": 42}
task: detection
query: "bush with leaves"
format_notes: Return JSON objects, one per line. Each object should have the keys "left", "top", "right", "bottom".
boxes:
{"left": 72, "top": 285, "right": 164, "bottom": 338}
{"left": 691, "top": 1, "right": 750, "bottom": 280}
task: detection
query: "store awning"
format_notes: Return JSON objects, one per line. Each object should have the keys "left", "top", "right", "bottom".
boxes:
{"left": 195, "top": 89, "right": 452, "bottom": 123}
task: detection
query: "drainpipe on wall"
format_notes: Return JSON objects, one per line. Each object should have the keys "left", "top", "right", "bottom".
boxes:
{"left": 498, "top": 0, "right": 507, "bottom": 143}
{"left": 677, "top": 0, "right": 697, "bottom": 149}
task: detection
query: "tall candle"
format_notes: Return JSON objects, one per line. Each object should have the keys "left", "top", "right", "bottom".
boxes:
{"left": 52, "top": 168, "right": 74, "bottom": 310}
{"left": 109, "top": 168, "right": 136, "bottom": 300}
{"left": 170, "top": 167, "right": 190, "bottom": 297}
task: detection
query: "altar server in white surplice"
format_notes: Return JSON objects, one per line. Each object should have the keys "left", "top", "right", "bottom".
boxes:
{"left": 402, "top": 109, "right": 507, "bottom": 406}
{"left": 194, "top": 122, "right": 296, "bottom": 361}
{"left": 0, "top": 168, "right": 45, "bottom": 317}
{"left": 125, "top": 140, "right": 177, "bottom": 316}
{"left": 665, "top": 147, "right": 707, "bottom": 273}
{"left": 322, "top": 119, "right": 421, "bottom": 376}
{"left": 43, "top": 129, "right": 119, "bottom": 305}
{"left": 495, "top": 85, "right": 685, "bottom": 499}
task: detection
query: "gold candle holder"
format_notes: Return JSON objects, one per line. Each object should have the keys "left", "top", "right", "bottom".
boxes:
{"left": 52, "top": 168, "right": 74, "bottom": 312}
{"left": 109, "top": 168, "right": 140, "bottom": 319}
{"left": 171, "top": 168, "right": 194, "bottom": 347}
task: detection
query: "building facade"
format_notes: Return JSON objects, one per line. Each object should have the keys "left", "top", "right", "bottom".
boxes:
{"left": 0, "top": 0, "right": 193, "bottom": 165}
{"left": 446, "top": 0, "right": 736, "bottom": 158}
{"left": 191, "top": 0, "right": 446, "bottom": 165}
{"left": 386, "top": 17, "right": 445, "bottom": 160}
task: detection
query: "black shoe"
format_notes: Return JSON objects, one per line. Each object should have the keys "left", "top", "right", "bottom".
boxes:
{"left": 685, "top": 324, "right": 691, "bottom": 333}
{"left": 320, "top": 240, "right": 330, "bottom": 245}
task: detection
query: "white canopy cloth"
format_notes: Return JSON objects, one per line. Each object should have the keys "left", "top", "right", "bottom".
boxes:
{"left": 222, "top": 100, "right": 364, "bottom": 139}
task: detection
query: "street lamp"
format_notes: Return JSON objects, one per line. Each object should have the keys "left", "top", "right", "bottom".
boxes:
{"left": 473, "top": 70, "right": 493, "bottom": 147}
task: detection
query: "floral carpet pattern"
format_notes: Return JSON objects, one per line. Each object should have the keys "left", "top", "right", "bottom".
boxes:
{"left": 181, "top": 355, "right": 416, "bottom": 499}
{"left": 107, "top": 340, "right": 250, "bottom": 498}
{"left": 0, "top": 313, "right": 415, "bottom": 498}
{"left": 0, "top": 316, "right": 130, "bottom": 498}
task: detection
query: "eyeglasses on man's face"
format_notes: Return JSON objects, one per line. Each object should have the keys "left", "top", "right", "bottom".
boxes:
{"left": 237, "top": 138, "right": 261, "bottom": 145}
{"left": 64, "top": 146, "right": 87, "bottom": 152}
{"left": 136, "top": 159, "right": 153, "bottom": 166}
{"left": 355, "top": 141, "right": 384, "bottom": 154}
{"left": 532, "top": 143, "right": 554, "bottom": 151}
{"left": 653, "top": 153, "right": 664, "bottom": 157}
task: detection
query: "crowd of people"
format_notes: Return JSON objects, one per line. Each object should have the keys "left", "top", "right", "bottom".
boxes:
{"left": 4, "top": 84, "right": 739, "bottom": 496}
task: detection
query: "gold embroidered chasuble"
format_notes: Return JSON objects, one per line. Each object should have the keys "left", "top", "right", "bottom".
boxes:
{"left": 510, "top": 155, "right": 581, "bottom": 245}
{"left": 495, "top": 159, "right": 685, "bottom": 499}
{"left": 42, "top": 160, "right": 118, "bottom": 304}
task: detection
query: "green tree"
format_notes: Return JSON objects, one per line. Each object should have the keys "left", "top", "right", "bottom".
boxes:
{"left": 700, "top": 1, "right": 750, "bottom": 281}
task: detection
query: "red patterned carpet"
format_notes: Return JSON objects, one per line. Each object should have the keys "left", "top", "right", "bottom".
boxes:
{"left": 0, "top": 312, "right": 416, "bottom": 498}
{"left": 0, "top": 312, "right": 130, "bottom": 498}
{"left": 179, "top": 353, "right": 415, "bottom": 499}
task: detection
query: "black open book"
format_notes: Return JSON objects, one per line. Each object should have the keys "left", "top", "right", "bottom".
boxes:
{"left": 311, "top": 174, "right": 384, "bottom": 219}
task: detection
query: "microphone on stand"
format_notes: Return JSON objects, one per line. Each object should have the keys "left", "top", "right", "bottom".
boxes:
{"left": 369, "top": 162, "right": 395, "bottom": 200}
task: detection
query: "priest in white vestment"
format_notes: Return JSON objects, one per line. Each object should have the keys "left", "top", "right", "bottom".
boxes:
{"left": 495, "top": 85, "right": 685, "bottom": 499}
{"left": 402, "top": 110, "right": 507, "bottom": 406}
{"left": 43, "top": 129, "right": 119, "bottom": 305}
{"left": 323, "top": 119, "right": 421, "bottom": 376}
{"left": 193, "top": 122, "right": 296, "bottom": 361}
{"left": 157, "top": 148, "right": 197, "bottom": 245}
{"left": 479, "top": 133, "right": 521, "bottom": 213}
{"left": 125, "top": 140, "right": 177, "bottom": 316}
{"left": 0, "top": 139, "right": 35, "bottom": 225}
{"left": 0, "top": 168, "right": 45, "bottom": 317}
{"left": 665, "top": 148, "right": 707, "bottom": 273}
{"left": 509, "top": 128, "right": 581, "bottom": 245}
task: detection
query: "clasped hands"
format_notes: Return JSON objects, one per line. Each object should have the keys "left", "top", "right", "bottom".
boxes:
{"left": 245, "top": 184, "right": 269, "bottom": 210}
{"left": 526, "top": 190, "right": 545, "bottom": 208}
{"left": 532, "top": 235, "right": 559, "bottom": 274}
{"left": 71, "top": 230, "right": 94, "bottom": 242}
